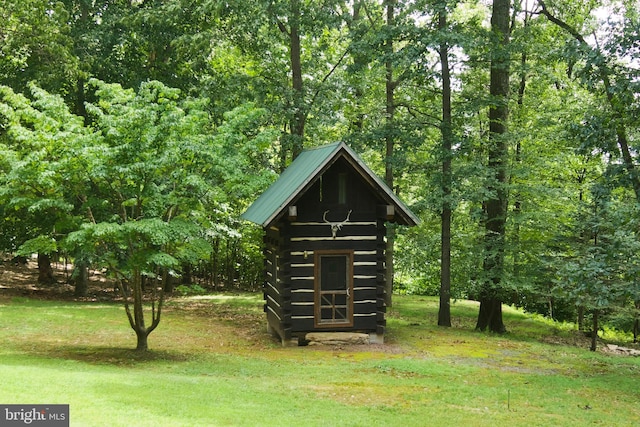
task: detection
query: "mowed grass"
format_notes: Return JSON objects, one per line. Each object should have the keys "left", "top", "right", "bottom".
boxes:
{"left": 1, "top": 294, "right": 640, "bottom": 426}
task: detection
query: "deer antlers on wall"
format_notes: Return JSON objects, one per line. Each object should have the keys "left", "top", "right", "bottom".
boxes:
{"left": 323, "top": 210, "right": 352, "bottom": 239}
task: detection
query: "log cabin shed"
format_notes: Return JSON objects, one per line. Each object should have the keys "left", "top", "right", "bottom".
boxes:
{"left": 241, "top": 142, "right": 419, "bottom": 345}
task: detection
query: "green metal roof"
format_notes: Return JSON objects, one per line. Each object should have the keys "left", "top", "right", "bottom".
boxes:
{"left": 241, "top": 142, "right": 419, "bottom": 227}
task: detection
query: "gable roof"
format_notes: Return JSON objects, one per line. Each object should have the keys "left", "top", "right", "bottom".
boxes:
{"left": 241, "top": 142, "right": 419, "bottom": 227}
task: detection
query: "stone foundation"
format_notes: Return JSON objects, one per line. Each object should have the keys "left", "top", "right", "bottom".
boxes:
{"left": 305, "top": 332, "right": 371, "bottom": 346}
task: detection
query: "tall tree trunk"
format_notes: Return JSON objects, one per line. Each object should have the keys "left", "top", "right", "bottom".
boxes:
{"left": 590, "top": 309, "right": 599, "bottom": 352}
{"left": 438, "top": 4, "right": 452, "bottom": 327}
{"left": 577, "top": 305, "right": 585, "bottom": 331}
{"left": 633, "top": 301, "right": 639, "bottom": 343}
{"left": 511, "top": 2, "right": 530, "bottom": 299}
{"left": 477, "top": 297, "right": 505, "bottom": 332}
{"left": 181, "top": 263, "right": 192, "bottom": 285}
{"left": 275, "top": 0, "right": 305, "bottom": 162}
{"left": 75, "top": 1, "right": 88, "bottom": 121}
{"left": 632, "top": 300, "right": 640, "bottom": 343}
{"left": 73, "top": 260, "right": 88, "bottom": 297}
{"left": 347, "top": 1, "right": 366, "bottom": 135}
{"left": 384, "top": 0, "right": 396, "bottom": 308}
{"left": 37, "top": 253, "right": 55, "bottom": 284}
{"left": 76, "top": 77, "right": 87, "bottom": 120}
{"left": 476, "top": 0, "right": 510, "bottom": 333}
{"left": 289, "top": 0, "right": 305, "bottom": 159}
{"left": 576, "top": 175, "right": 587, "bottom": 330}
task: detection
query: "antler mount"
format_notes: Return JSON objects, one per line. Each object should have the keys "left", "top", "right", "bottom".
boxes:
{"left": 323, "top": 210, "right": 352, "bottom": 239}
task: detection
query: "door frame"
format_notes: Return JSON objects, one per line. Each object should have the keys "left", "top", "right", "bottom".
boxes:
{"left": 314, "top": 249, "right": 354, "bottom": 328}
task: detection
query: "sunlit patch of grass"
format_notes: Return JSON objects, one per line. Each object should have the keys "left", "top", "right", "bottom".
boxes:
{"left": 167, "top": 292, "right": 262, "bottom": 307}
{"left": 168, "top": 292, "right": 263, "bottom": 307}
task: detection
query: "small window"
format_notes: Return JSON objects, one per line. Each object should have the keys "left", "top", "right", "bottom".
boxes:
{"left": 338, "top": 173, "right": 347, "bottom": 205}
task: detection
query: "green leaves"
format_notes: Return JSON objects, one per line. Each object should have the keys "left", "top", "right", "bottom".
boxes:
{"left": 17, "top": 236, "right": 57, "bottom": 257}
{"left": 0, "top": 79, "right": 277, "bottom": 291}
{"left": 0, "top": 0, "right": 78, "bottom": 97}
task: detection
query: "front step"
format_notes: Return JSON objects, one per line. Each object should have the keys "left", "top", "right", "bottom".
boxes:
{"left": 304, "top": 332, "right": 371, "bottom": 346}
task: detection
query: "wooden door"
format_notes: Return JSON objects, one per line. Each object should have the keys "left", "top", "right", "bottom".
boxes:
{"left": 315, "top": 250, "right": 353, "bottom": 327}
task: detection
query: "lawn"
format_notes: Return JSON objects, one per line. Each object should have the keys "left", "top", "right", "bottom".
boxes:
{"left": 1, "top": 293, "right": 639, "bottom": 426}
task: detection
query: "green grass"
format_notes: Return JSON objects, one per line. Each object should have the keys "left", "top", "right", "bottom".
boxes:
{"left": 1, "top": 294, "right": 639, "bottom": 426}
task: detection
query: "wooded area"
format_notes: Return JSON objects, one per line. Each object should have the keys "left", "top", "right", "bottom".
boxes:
{"left": 1, "top": 0, "right": 639, "bottom": 350}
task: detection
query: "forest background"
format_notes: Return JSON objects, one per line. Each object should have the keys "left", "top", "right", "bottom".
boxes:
{"left": 1, "top": 0, "right": 639, "bottom": 349}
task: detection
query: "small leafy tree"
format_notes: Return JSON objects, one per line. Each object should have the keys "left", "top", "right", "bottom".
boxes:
{"left": 64, "top": 79, "right": 218, "bottom": 351}
{"left": 555, "top": 181, "right": 639, "bottom": 351}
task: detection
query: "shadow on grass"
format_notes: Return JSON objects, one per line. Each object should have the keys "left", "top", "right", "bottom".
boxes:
{"left": 21, "top": 343, "right": 192, "bottom": 366}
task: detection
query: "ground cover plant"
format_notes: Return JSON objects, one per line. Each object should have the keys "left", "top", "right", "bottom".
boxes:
{"left": 1, "top": 288, "right": 640, "bottom": 426}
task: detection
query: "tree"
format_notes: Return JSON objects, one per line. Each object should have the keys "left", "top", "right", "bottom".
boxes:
{"left": 66, "top": 79, "right": 224, "bottom": 351}
{"left": 556, "top": 179, "right": 639, "bottom": 351}
{"left": 0, "top": 83, "right": 91, "bottom": 285}
{"left": 383, "top": 0, "right": 398, "bottom": 307}
{"left": 476, "top": 0, "right": 511, "bottom": 333}
{"left": 437, "top": 1, "right": 453, "bottom": 327}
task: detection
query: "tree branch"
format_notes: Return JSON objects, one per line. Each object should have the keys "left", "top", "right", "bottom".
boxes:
{"left": 395, "top": 102, "right": 441, "bottom": 128}
{"left": 310, "top": 47, "right": 350, "bottom": 107}
{"left": 276, "top": 19, "right": 289, "bottom": 35}
{"left": 537, "top": 0, "right": 588, "bottom": 45}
